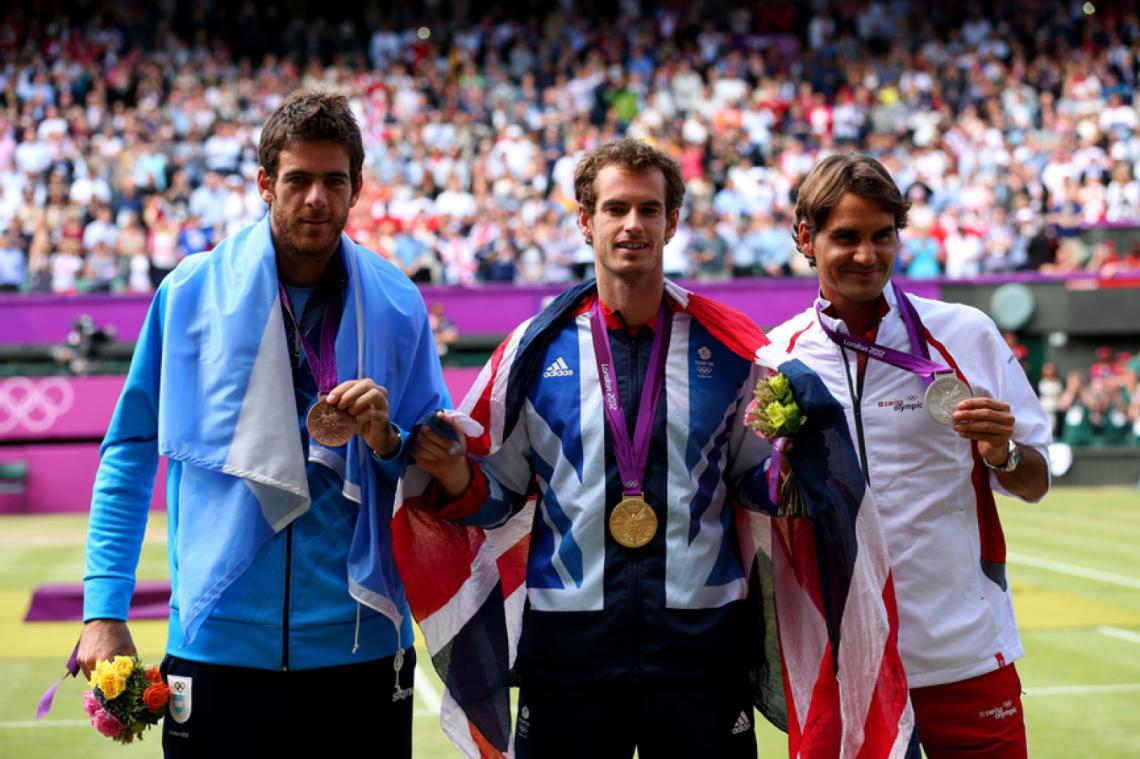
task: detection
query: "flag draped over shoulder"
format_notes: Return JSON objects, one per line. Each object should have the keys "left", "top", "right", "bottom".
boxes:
{"left": 394, "top": 281, "right": 914, "bottom": 758}
{"left": 157, "top": 216, "right": 419, "bottom": 645}
{"left": 754, "top": 346, "right": 917, "bottom": 759}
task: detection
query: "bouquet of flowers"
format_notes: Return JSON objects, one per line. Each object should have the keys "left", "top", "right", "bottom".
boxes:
{"left": 744, "top": 372, "right": 806, "bottom": 439}
{"left": 85, "top": 656, "right": 169, "bottom": 744}
{"left": 744, "top": 372, "right": 808, "bottom": 516}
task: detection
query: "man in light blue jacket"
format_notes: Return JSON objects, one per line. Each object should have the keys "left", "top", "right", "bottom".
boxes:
{"left": 78, "top": 90, "right": 449, "bottom": 756}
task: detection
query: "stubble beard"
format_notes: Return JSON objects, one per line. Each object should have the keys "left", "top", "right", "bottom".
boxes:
{"left": 597, "top": 242, "right": 664, "bottom": 289}
{"left": 271, "top": 203, "right": 344, "bottom": 276}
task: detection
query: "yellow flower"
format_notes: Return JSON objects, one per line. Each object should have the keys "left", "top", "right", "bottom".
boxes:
{"left": 89, "top": 660, "right": 109, "bottom": 688}
{"left": 765, "top": 401, "right": 787, "bottom": 429}
{"left": 112, "top": 656, "right": 135, "bottom": 679}
{"left": 97, "top": 670, "right": 126, "bottom": 700}
{"left": 768, "top": 373, "right": 788, "bottom": 398}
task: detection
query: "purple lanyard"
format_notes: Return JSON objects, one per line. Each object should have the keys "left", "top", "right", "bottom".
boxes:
{"left": 589, "top": 298, "right": 672, "bottom": 497}
{"left": 815, "top": 282, "right": 949, "bottom": 387}
{"left": 278, "top": 282, "right": 342, "bottom": 394}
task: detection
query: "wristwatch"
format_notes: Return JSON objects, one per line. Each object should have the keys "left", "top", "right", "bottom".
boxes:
{"left": 984, "top": 439, "right": 1020, "bottom": 473}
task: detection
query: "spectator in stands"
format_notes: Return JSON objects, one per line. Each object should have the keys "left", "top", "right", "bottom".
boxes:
{"left": 0, "top": 229, "right": 25, "bottom": 292}
{"left": 1088, "top": 373, "right": 1131, "bottom": 445}
{"left": 1090, "top": 345, "right": 1119, "bottom": 381}
{"left": 899, "top": 221, "right": 942, "bottom": 279}
{"left": 189, "top": 170, "right": 227, "bottom": 230}
{"left": 49, "top": 236, "right": 83, "bottom": 294}
{"left": 743, "top": 211, "right": 794, "bottom": 278}
{"left": 82, "top": 205, "right": 118, "bottom": 254}
{"left": 1037, "top": 361, "right": 1064, "bottom": 437}
{"left": 1059, "top": 371, "right": 1097, "bottom": 446}
{"left": 689, "top": 209, "right": 731, "bottom": 280}
{"left": 392, "top": 220, "right": 439, "bottom": 283}
{"left": 177, "top": 214, "right": 213, "bottom": 261}
{"left": 480, "top": 236, "right": 519, "bottom": 283}
{"left": 428, "top": 301, "right": 458, "bottom": 357}
{"left": 1003, "top": 331, "right": 1031, "bottom": 376}
{"left": 84, "top": 240, "right": 119, "bottom": 293}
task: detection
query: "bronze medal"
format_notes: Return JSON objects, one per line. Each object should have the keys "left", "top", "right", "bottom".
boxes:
{"left": 608, "top": 495, "right": 657, "bottom": 548}
{"left": 306, "top": 396, "right": 357, "bottom": 447}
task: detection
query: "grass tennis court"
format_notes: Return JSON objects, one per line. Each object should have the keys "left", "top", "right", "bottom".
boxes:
{"left": 2, "top": 487, "right": 1138, "bottom": 757}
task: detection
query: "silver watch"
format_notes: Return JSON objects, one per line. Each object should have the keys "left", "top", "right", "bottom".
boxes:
{"left": 984, "top": 439, "right": 1020, "bottom": 473}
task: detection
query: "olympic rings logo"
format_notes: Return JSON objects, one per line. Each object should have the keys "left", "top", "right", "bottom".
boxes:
{"left": 0, "top": 377, "right": 76, "bottom": 434}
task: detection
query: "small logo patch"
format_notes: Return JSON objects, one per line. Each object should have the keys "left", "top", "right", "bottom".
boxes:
{"left": 877, "top": 394, "right": 923, "bottom": 413}
{"left": 517, "top": 705, "right": 530, "bottom": 738}
{"left": 732, "top": 710, "right": 752, "bottom": 735}
{"left": 978, "top": 700, "right": 1019, "bottom": 721}
{"left": 543, "top": 357, "right": 574, "bottom": 378}
{"left": 167, "top": 675, "right": 192, "bottom": 724}
{"left": 695, "top": 346, "right": 714, "bottom": 378}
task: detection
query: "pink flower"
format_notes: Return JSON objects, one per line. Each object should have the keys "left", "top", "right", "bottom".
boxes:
{"left": 82, "top": 691, "right": 99, "bottom": 717}
{"left": 92, "top": 708, "right": 123, "bottom": 739}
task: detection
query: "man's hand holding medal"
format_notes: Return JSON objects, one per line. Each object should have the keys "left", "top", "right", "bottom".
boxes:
{"left": 321, "top": 379, "right": 401, "bottom": 456}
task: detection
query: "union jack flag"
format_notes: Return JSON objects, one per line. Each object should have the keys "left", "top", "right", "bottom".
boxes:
{"left": 394, "top": 281, "right": 915, "bottom": 758}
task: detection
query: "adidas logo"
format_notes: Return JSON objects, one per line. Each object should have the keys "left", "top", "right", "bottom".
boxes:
{"left": 543, "top": 356, "right": 574, "bottom": 378}
{"left": 731, "top": 710, "right": 752, "bottom": 735}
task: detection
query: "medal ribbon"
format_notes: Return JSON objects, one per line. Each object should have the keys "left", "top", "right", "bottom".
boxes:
{"left": 589, "top": 297, "right": 672, "bottom": 497}
{"left": 815, "top": 282, "right": 949, "bottom": 387}
{"left": 278, "top": 282, "right": 342, "bottom": 394}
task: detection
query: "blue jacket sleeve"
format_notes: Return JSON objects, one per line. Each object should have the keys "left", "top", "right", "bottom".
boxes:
{"left": 83, "top": 285, "right": 167, "bottom": 622}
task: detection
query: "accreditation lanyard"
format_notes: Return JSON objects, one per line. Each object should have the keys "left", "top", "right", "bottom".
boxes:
{"left": 278, "top": 282, "right": 342, "bottom": 394}
{"left": 588, "top": 298, "right": 671, "bottom": 497}
{"left": 815, "top": 282, "right": 949, "bottom": 387}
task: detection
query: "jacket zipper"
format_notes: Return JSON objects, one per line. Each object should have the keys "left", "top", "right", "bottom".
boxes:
{"left": 627, "top": 330, "right": 643, "bottom": 678}
{"left": 282, "top": 523, "right": 293, "bottom": 671}
{"left": 841, "top": 346, "right": 871, "bottom": 484}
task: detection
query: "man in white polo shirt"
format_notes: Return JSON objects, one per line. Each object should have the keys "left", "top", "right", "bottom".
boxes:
{"left": 770, "top": 153, "right": 1051, "bottom": 758}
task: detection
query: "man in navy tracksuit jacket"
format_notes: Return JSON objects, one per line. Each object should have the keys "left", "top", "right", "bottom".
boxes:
{"left": 413, "top": 139, "right": 774, "bottom": 759}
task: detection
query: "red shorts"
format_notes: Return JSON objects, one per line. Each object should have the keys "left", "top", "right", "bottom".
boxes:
{"left": 909, "top": 664, "right": 1027, "bottom": 759}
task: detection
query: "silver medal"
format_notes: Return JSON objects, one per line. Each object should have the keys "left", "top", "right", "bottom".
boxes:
{"left": 924, "top": 374, "right": 971, "bottom": 425}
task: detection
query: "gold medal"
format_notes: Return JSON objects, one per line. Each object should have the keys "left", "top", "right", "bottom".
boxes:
{"left": 608, "top": 495, "right": 657, "bottom": 548}
{"left": 306, "top": 396, "right": 357, "bottom": 447}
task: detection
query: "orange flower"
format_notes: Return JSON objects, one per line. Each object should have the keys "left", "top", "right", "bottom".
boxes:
{"left": 142, "top": 683, "right": 171, "bottom": 713}
{"left": 145, "top": 666, "right": 163, "bottom": 684}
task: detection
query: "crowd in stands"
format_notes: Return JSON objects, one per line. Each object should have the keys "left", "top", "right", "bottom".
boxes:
{"left": 1, "top": 2, "right": 1140, "bottom": 295}
{"left": 1040, "top": 346, "right": 1140, "bottom": 447}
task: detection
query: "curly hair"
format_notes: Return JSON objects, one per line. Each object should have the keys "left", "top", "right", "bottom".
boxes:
{"left": 574, "top": 138, "right": 685, "bottom": 216}
{"left": 258, "top": 90, "right": 364, "bottom": 182}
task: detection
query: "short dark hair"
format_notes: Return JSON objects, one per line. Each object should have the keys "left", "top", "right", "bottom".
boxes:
{"left": 258, "top": 90, "right": 364, "bottom": 182}
{"left": 792, "top": 153, "right": 910, "bottom": 255}
{"left": 574, "top": 138, "right": 685, "bottom": 216}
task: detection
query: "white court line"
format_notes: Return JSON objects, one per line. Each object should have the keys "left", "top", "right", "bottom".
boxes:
{"left": 1007, "top": 552, "right": 1140, "bottom": 589}
{"left": 1025, "top": 684, "right": 1140, "bottom": 697}
{"left": 415, "top": 665, "right": 442, "bottom": 715}
{"left": 1098, "top": 626, "right": 1140, "bottom": 646}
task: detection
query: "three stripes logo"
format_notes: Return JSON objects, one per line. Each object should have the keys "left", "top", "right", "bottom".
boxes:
{"left": 543, "top": 356, "right": 574, "bottom": 378}
{"left": 731, "top": 710, "right": 752, "bottom": 735}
